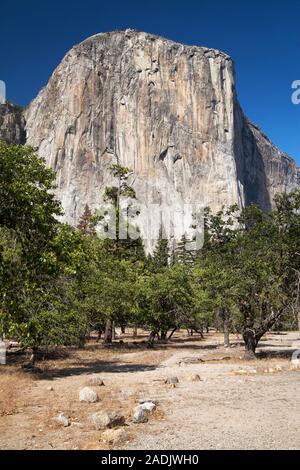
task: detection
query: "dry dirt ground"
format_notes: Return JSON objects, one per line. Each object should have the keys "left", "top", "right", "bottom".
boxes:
{"left": 0, "top": 330, "right": 299, "bottom": 450}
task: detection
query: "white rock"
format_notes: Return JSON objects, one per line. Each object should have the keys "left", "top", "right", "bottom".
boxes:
{"left": 91, "top": 411, "right": 125, "bottom": 430}
{"left": 133, "top": 407, "right": 148, "bottom": 423}
{"left": 139, "top": 398, "right": 158, "bottom": 405}
{"left": 87, "top": 376, "right": 105, "bottom": 387}
{"left": 139, "top": 402, "right": 156, "bottom": 413}
{"left": 188, "top": 374, "right": 202, "bottom": 382}
{"left": 55, "top": 413, "right": 70, "bottom": 427}
{"left": 79, "top": 387, "right": 99, "bottom": 403}
{"left": 165, "top": 376, "right": 179, "bottom": 385}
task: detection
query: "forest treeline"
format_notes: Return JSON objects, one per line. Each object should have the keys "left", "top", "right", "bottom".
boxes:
{"left": 1, "top": 143, "right": 300, "bottom": 361}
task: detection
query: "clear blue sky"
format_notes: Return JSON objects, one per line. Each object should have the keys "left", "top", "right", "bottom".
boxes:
{"left": 1, "top": 0, "right": 300, "bottom": 162}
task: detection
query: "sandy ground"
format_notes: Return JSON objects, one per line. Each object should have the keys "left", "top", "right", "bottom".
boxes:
{"left": 0, "top": 330, "right": 299, "bottom": 450}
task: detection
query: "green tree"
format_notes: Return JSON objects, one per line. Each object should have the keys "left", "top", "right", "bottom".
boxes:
{"left": 0, "top": 144, "right": 87, "bottom": 358}
{"left": 138, "top": 264, "right": 193, "bottom": 347}
{"left": 150, "top": 225, "right": 169, "bottom": 271}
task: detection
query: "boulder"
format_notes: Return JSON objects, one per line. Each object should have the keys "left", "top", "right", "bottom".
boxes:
{"left": 55, "top": 413, "right": 70, "bottom": 427}
{"left": 79, "top": 387, "right": 99, "bottom": 403}
{"left": 87, "top": 376, "right": 105, "bottom": 387}
{"left": 132, "top": 407, "right": 148, "bottom": 423}
{"left": 138, "top": 402, "right": 156, "bottom": 413}
{"left": 188, "top": 374, "right": 202, "bottom": 382}
{"left": 91, "top": 411, "right": 125, "bottom": 430}
{"left": 164, "top": 376, "right": 179, "bottom": 385}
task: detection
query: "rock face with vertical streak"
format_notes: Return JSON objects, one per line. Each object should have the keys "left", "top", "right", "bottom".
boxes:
{"left": 0, "top": 102, "right": 26, "bottom": 145}
{"left": 2, "top": 30, "right": 299, "bottom": 249}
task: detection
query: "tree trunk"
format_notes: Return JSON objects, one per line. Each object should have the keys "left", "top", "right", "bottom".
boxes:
{"left": 96, "top": 330, "right": 102, "bottom": 342}
{"left": 160, "top": 330, "right": 168, "bottom": 341}
{"left": 147, "top": 330, "right": 157, "bottom": 348}
{"left": 133, "top": 325, "right": 138, "bottom": 338}
{"left": 121, "top": 325, "right": 126, "bottom": 334}
{"left": 112, "top": 321, "right": 115, "bottom": 341}
{"left": 168, "top": 328, "right": 177, "bottom": 341}
{"left": 195, "top": 328, "right": 204, "bottom": 340}
{"left": 298, "top": 311, "right": 300, "bottom": 339}
{"left": 104, "top": 320, "right": 113, "bottom": 344}
{"left": 224, "top": 319, "right": 230, "bottom": 348}
{"left": 29, "top": 347, "right": 38, "bottom": 366}
{"left": 243, "top": 328, "right": 257, "bottom": 359}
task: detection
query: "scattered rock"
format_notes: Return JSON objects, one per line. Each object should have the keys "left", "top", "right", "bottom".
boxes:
{"left": 275, "top": 365, "right": 283, "bottom": 371}
{"left": 55, "top": 413, "right": 70, "bottom": 427}
{"left": 188, "top": 374, "right": 202, "bottom": 382}
{"left": 268, "top": 368, "right": 275, "bottom": 373}
{"left": 165, "top": 376, "right": 179, "bottom": 385}
{"left": 91, "top": 411, "right": 125, "bottom": 430}
{"left": 138, "top": 402, "right": 156, "bottom": 413}
{"left": 101, "top": 428, "right": 128, "bottom": 444}
{"left": 139, "top": 398, "right": 159, "bottom": 405}
{"left": 132, "top": 407, "right": 148, "bottom": 423}
{"left": 79, "top": 387, "right": 99, "bottom": 403}
{"left": 87, "top": 376, "right": 105, "bottom": 387}
{"left": 47, "top": 386, "right": 54, "bottom": 392}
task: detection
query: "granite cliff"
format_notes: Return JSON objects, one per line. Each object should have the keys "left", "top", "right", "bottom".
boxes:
{"left": 1, "top": 30, "right": 299, "bottom": 248}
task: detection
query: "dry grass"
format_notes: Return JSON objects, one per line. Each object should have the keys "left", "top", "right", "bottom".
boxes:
{"left": 0, "top": 369, "right": 31, "bottom": 416}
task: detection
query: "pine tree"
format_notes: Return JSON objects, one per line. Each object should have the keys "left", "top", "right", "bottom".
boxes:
{"left": 102, "top": 164, "right": 144, "bottom": 261}
{"left": 77, "top": 204, "right": 95, "bottom": 235}
{"left": 174, "top": 234, "right": 196, "bottom": 267}
{"left": 152, "top": 225, "right": 169, "bottom": 270}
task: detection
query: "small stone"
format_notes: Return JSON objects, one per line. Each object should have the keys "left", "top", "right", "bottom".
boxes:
{"left": 275, "top": 365, "right": 283, "bottom": 371}
{"left": 139, "top": 398, "right": 159, "bottom": 405}
{"left": 101, "top": 428, "right": 128, "bottom": 444}
{"left": 138, "top": 402, "right": 156, "bottom": 413}
{"left": 188, "top": 374, "right": 202, "bottom": 382}
{"left": 268, "top": 368, "right": 275, "bottom": 373}
{"left": 91, "top": 411, "right": 125, "bottom": 430}
{"left": 132, "top": 407, "right": 148, "bottom": 423}
{"left": 55, "top": 413, "right": 70, "bottom": 427}
{"left": 87, "top": 376, "right": 105, "bottom": 387}
{"left": 79, "top": 387, "right": 99, "bottom": 403}
{"left": 47, "top": 386, "right": 54, "bottom": 392}
{"left": 165, "top": 376, "right": 179, "bottom": 385}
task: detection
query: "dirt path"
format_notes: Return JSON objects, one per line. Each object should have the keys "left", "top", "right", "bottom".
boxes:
{"left": 0, "top": 331, "right": 299, "bottom": 450}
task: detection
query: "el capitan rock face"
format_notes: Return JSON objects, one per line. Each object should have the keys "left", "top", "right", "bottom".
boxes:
{"left": 3, "top": 30, "right": 299, "bottom": 248}
{"left": 0, "top": 102, "right": 26, "bottom": 145}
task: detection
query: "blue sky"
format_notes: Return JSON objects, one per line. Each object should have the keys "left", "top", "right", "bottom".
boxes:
{"left": 1, "top": 0, "right": 299, "bottom": 162}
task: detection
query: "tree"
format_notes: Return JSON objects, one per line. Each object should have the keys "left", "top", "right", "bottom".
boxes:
{"left": 77, "top": 204, "right": 95, "bottom": 235}
{"left": 0, "top": 144, "right": 86, "bottom": 357}
{"left": 138, "top": 264, "right": 193, "bottom": 347}
{"left": 196, "top": 201, "right": 299, "bottom": 358}
{"left": 172, "top": 234, "right": 196, "bottom": 268}
{"left": 98, "top": 164, "right": 144, "bottom": 261}
{"left": 150, "top": 225, "right": 169, "bottom": 271}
